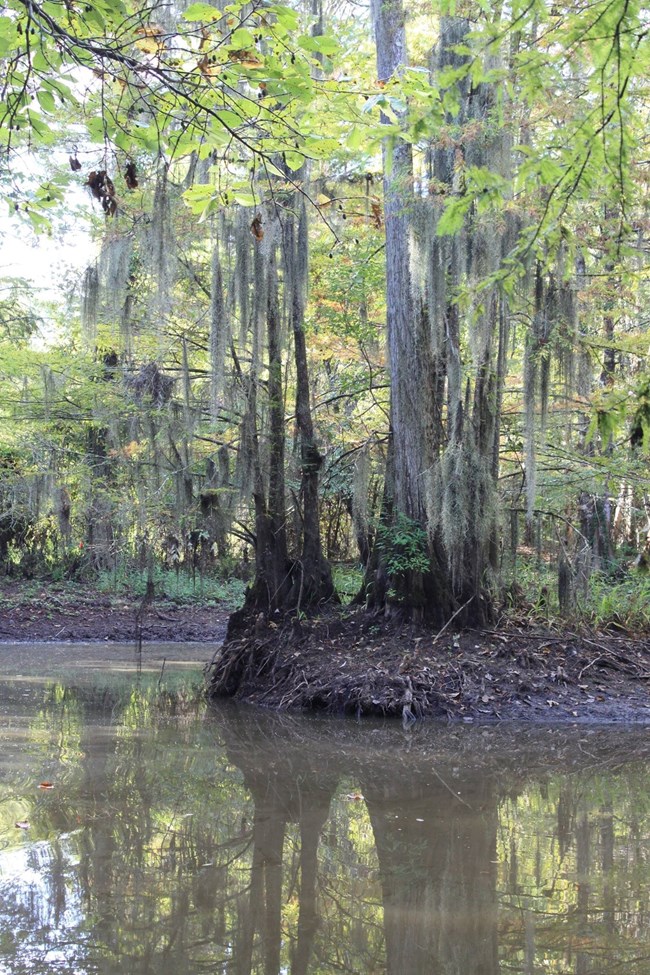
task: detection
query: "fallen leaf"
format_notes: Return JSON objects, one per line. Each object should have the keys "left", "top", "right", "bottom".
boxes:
{"left": 15, "top": 821, "right": 30, "bottom": 829}
{"left": 38, "top": 782, "right": 54, "bottom": 790}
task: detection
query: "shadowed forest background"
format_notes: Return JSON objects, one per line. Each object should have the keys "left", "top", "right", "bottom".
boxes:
{"left": 0, "top": 0, "right": 649, "bottom": 634}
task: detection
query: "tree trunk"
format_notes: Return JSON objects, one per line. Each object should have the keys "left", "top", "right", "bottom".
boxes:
{"left": 367, "top": 8, "right": 509, "bottom": 626}
{"left": 286, "top": 197, "right": 336, "bottom": 610}
{"left": 234, "top": 250, "right": 292, "bottom": 623}
{"left": 368, "top": 0, "right": 445, "bottom": 621}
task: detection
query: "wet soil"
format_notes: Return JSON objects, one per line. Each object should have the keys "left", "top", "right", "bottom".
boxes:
{"left": 208, "top": 605, "right": 650, "bottom": 724}
{"left": 0, "top": 581, "right": 230, "bottom": 644}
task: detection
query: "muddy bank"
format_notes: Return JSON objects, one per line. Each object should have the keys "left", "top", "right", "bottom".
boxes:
{"left": 2, "top": 581, "right": 650, "bottom": 723}
{"left": 0, "top": 581, "right": 230, "bottom": 643}
{"left": 208, "top": 606, "right": 650, "bottom": 723}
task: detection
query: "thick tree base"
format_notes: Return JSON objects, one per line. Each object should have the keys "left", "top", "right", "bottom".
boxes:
{"left": 207, "top": 606, "right": 650, "bottom": 723}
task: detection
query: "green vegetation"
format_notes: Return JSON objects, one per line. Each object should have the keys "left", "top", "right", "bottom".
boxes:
{"left": 95, "top": 566, "right": 246, "bottom": 606}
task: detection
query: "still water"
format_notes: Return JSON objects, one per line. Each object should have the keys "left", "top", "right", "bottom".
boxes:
{"left": 0, "top": 643, "right": 649, "bottom": 974}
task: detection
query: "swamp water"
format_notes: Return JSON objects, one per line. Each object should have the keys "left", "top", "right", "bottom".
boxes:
{"left": 0, "top": 642, "right": 648, "bottom": 974}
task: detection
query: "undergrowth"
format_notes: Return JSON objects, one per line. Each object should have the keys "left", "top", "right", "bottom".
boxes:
{"left": 95, "top": 567, "right": 246, "bottom": 607}
{"left": 586, "top": 574, "right": 650, "bottom": 633}
{"left": 332, "top": 563, "right": 363, "bottom": 604}
{"left": 0, "top": 570, "right": 246, "bottom": 609}
{"left": 503, "top": 555, "right": 650, "bottom": 633}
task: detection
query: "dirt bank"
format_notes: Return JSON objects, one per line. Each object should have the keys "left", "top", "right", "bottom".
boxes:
{"left": 208, "top": 606, "right": 650, "bottom": 724}
{"left": 0, "top": 581, "right": 230, "bottom": 643}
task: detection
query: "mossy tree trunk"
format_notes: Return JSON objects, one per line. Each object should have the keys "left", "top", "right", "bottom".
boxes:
{"left": 231, "top": 199, "right": 335, "bottom": 628}
{"left": 240, "top": 251, "right": 293, "bottom": 617}
{"left": 367, "top": 6, "right": 511, "bottom": 626}
{"left": 286, "top": 198, "right": 336, "bottom": 611}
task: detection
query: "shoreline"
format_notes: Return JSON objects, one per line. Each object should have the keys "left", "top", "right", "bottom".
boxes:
{"left": 1, "top": 582, "right": 649, "bottom": 724}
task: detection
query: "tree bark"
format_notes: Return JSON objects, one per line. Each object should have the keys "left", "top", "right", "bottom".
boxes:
{"left": 286, "top": 197, "right": 336, "bottom": 610}
{"left": 367, "top": 9, "right": 508, "bottom": 626}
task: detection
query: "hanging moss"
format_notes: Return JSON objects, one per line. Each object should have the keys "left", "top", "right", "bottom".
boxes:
{"left": 234, "top": 207, "right": 251, "bottom": 348}
{"left": 351, "top": 444, "right": 370, "bottom": 548}
{"left": 40, "top": 364, "right": 56, "bottom": 422}
{"left": 146, "top": 165, "right": 176, "bottom": 337}
{"left": 523, "top": 339, "right": 538, "bottom": 525}
{"left": 210, "top": 240, "right": 227, "bottom": 419}
{"left": 80, "top": 264, "right": 99, "bottom": 346}
{"left": 181, "top": 337, "right": 194, "bottom": 440}
{"left": 96, "top": 235, "right": 132, "bottom": 327}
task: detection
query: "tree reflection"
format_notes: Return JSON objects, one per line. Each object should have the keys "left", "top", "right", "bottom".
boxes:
{"left": 1, "top": 685, "right": 650, "bottom": 975}
{"left": 230, "top": 758, "right": 337, "bottom": 975}
{"left": 361, "top": 773, "right": 498, "bottom": 975}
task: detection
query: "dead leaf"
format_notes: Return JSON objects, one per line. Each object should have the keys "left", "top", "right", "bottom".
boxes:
{"left": 15, "top": 821, "right": 30, "bottom": 829}
{"left": 197, "top": 55, "right": 221, "bottom": 77}
{"left": 135, "top": 24, "right": 165, "bottom": 55}
{"left": 86, "top": 170, "right": 117, "bottom": 217}
{"left": 38, "top": 782, "right": 54, "bottom": 790}
{"left": 228, "top": 49, "right": 263, "bottom": 68}
{"left": 124, "top": 161, "right": 138, "bottom": 190}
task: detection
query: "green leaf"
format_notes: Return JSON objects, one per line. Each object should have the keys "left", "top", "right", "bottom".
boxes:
{"left": 297, "top": 34, "right": 339, "bottom": 56}
{"left": 302, "top": 135, "right": 341, "bottom": 158}
{"left": 36, "top": 90, "right": 56, "bottom": 114}
{"left": 230, "top": 189, "right": 256, "bottom": 206}
{"left": 283, "top": 150, "right": 305, "bottom": 171}
{"left": 261, "top": 159, "right": 285, "bottom": 178}
{"left": 215, "top": 109, "right": 244, "bottom": 129}
{"left": 83, "top": 4, "right": 106, "bottom": 29}
{"left": 346, "top": 125, "right": 366, "bottom": 150}
{"left": 228, "top": 28, "right": 255, "bottom": 48}
{"left": 183, "top": 184, "right": 217, "bottom": 214}
{"left": 0, "top": 18, "right": 19, "bottom": 55}
{"left": 183, "top": 2, "right": 221, "bottom": 21}
{"left": 113, "top": 128, "right": 132, "bottom": 152}
{"left": 87, "top": 116, "right": 106, "bottom": 143}
{"left": 267, "top": 4, "right": 300, "bottom": 30}
{"left": 436, "top": 197, "right": 470, "bottom": 237}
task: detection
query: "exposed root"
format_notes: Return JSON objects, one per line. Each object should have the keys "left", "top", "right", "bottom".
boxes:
{"left": 207, "top": 606, "right": 650, "bottom": 723}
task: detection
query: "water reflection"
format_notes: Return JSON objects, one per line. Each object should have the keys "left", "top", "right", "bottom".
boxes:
{"left": 0, "top": 672, "right": 649, "bottom": 974}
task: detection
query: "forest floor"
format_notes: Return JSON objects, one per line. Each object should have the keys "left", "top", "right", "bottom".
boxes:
{"left": 1, "top": 580, "right": 649, "bottom": 723}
